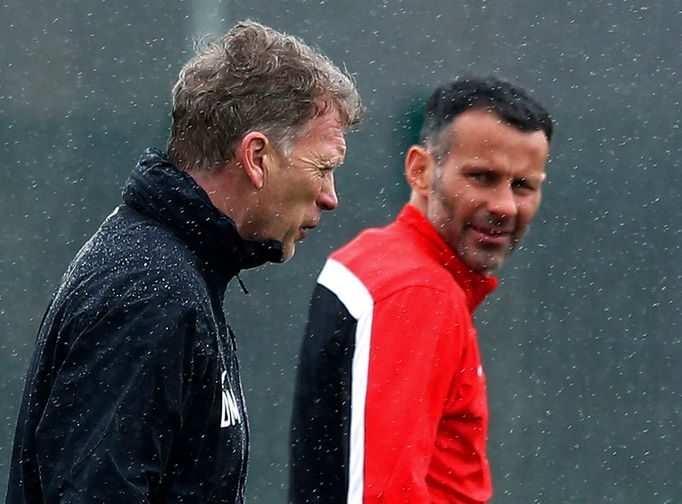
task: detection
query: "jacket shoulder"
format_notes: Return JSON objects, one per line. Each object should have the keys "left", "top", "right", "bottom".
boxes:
{"left": 330, "top": 225, "right": 463, "bottom": 303}
{"left": 46, "top": 208, "right": 215, "bottom": 340}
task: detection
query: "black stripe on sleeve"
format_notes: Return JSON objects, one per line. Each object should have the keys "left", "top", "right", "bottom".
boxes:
{"left": 289, "top": 283, "right": 358, "bottom": 504}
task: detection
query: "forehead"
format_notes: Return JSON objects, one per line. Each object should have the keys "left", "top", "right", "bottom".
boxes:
{"left": 446, "top": 109, "right": 550, "bottom": 166}
{"left": 293, "top": 109, "right": 347, "bottom": 162}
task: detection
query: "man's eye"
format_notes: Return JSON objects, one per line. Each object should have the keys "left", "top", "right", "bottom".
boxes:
{"left": 469, "top": 172, "right": 489, "bottom": 182}
{"left": 512, "top": 179, "right": 534, "bottom": 192}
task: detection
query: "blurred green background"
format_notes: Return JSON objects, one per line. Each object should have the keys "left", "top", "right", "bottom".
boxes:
{"left": 1, "top": 0, "right": 680, "bottom": 501}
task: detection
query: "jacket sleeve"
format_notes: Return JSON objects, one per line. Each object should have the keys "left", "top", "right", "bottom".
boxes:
{"left": 290, "top": 282, "right": 358, "bottom": 504}
{"left": 34, "top": 292, "right": 205, "bottom": 503}
{"left": 359, "top": 286, "right": 469, "bottom": 503}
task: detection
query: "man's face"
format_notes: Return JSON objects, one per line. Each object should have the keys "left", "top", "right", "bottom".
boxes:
{"left": 259, "top": 109, "right": 346, "bottom": 261}
{"left": 426, "top": 109, "right": 550, "bottom": 274}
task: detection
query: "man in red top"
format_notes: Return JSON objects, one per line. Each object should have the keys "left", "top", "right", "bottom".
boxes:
{"left": 290, "top": 77, "right": 553, "bottom": 503}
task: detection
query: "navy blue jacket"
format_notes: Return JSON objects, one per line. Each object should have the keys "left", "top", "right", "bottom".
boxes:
{"left": 7, "top": 149, "right": 282, "bottom": 503}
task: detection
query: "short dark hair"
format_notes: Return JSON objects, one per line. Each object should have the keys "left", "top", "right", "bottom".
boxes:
{"left": 167, "top": 20, "right": 363, "bottom": 172}
{"left": 419, "top": 76, "right": 553, "bottom": 162}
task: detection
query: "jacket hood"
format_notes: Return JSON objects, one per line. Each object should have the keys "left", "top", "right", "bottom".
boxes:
{"left": 123, "top": 148, "right": 283, "bottom": 275}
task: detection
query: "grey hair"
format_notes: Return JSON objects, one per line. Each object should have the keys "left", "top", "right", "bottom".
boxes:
{"left": 167, "top": 20, "right": 363, "bottom": 172}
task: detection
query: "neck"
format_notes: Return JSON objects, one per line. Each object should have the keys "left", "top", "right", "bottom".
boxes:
{"left": 408, "top": 191, "right": 428, "bottom": 216}
{"left": 189, "top": 162, "right": 258, "bottom": 239}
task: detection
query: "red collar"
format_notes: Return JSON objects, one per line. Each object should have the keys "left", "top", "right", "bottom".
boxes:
{"left": 396, "top": 204, "right": 498, "bottom": 312}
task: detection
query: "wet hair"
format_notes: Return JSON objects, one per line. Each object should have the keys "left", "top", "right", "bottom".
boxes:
{"left": 419, "top": 76, "right": 553, "bottom": 163}
{"left": 167, "top": 20, "right": 363, "bottom": 172}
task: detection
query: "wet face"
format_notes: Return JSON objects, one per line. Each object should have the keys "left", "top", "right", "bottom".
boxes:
{"left": 426, "top": 109, "right": 550, "bottom": 274}
{"left": 259, "top": 109, "right": 346, "bottom": 261}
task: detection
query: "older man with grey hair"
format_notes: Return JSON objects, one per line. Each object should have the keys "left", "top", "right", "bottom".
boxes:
{"left": 7, "top": 20, "right": 362, "bottom": 504}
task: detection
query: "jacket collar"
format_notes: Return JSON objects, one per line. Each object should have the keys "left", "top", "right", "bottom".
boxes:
{"left": 397, "top": 204, "right": 498, "bottom": 311}
{"left": 122, "top": 148, "right": 283, "bottom": 278}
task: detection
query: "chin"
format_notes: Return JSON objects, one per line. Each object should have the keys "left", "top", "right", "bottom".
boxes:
{"left": 461, "top": 251, "right": 504, "bottom": 274}
{"left": 280, "top": 245, "right": 296, "bottom": 262}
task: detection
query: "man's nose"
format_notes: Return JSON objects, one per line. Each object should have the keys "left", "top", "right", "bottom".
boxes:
{"left": 317, "top": 173, "right": 339, "bottom": 211}
{"left": 488, "top": 184, "right": 517, "bottom": 220}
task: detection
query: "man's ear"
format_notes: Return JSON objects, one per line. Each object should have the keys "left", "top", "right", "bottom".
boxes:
{"left": 237, "top": 131, "right": 271, "bottom": 190}
{"left": 405, "top": 145, "right": 434, "bottom": 198}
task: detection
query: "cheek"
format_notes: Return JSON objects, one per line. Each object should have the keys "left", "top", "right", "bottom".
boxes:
{"left": 434, "top": 177, "right": 465, "bottom": 205}
{"left": 303, "top": 178, "right": 325, "bottom": 204}
{"left": 284, "top": 176, "right": 319, "bottom": 205}
{"left": 517, "top": 198, "right": 542, "bottom": 228}
{"left": 446, "top": 187, "right": 477, "bottom": 216}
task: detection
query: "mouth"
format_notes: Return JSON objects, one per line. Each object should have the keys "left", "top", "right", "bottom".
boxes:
{"left": 469, "top": 224, "right": 512, "bottom": 246}
{"left": 299, "top": 224, "right": 317, "bottom": 240}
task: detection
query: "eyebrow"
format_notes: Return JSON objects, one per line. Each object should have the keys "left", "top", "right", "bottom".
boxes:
{"left": 332, "top": 143, "right": 347, "bottom": 160}
{"left": 315, "top": 151, "right": 345, "bottom": 167}
{"left": 463, "top": 165, "right": 546, "bottom": 182}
